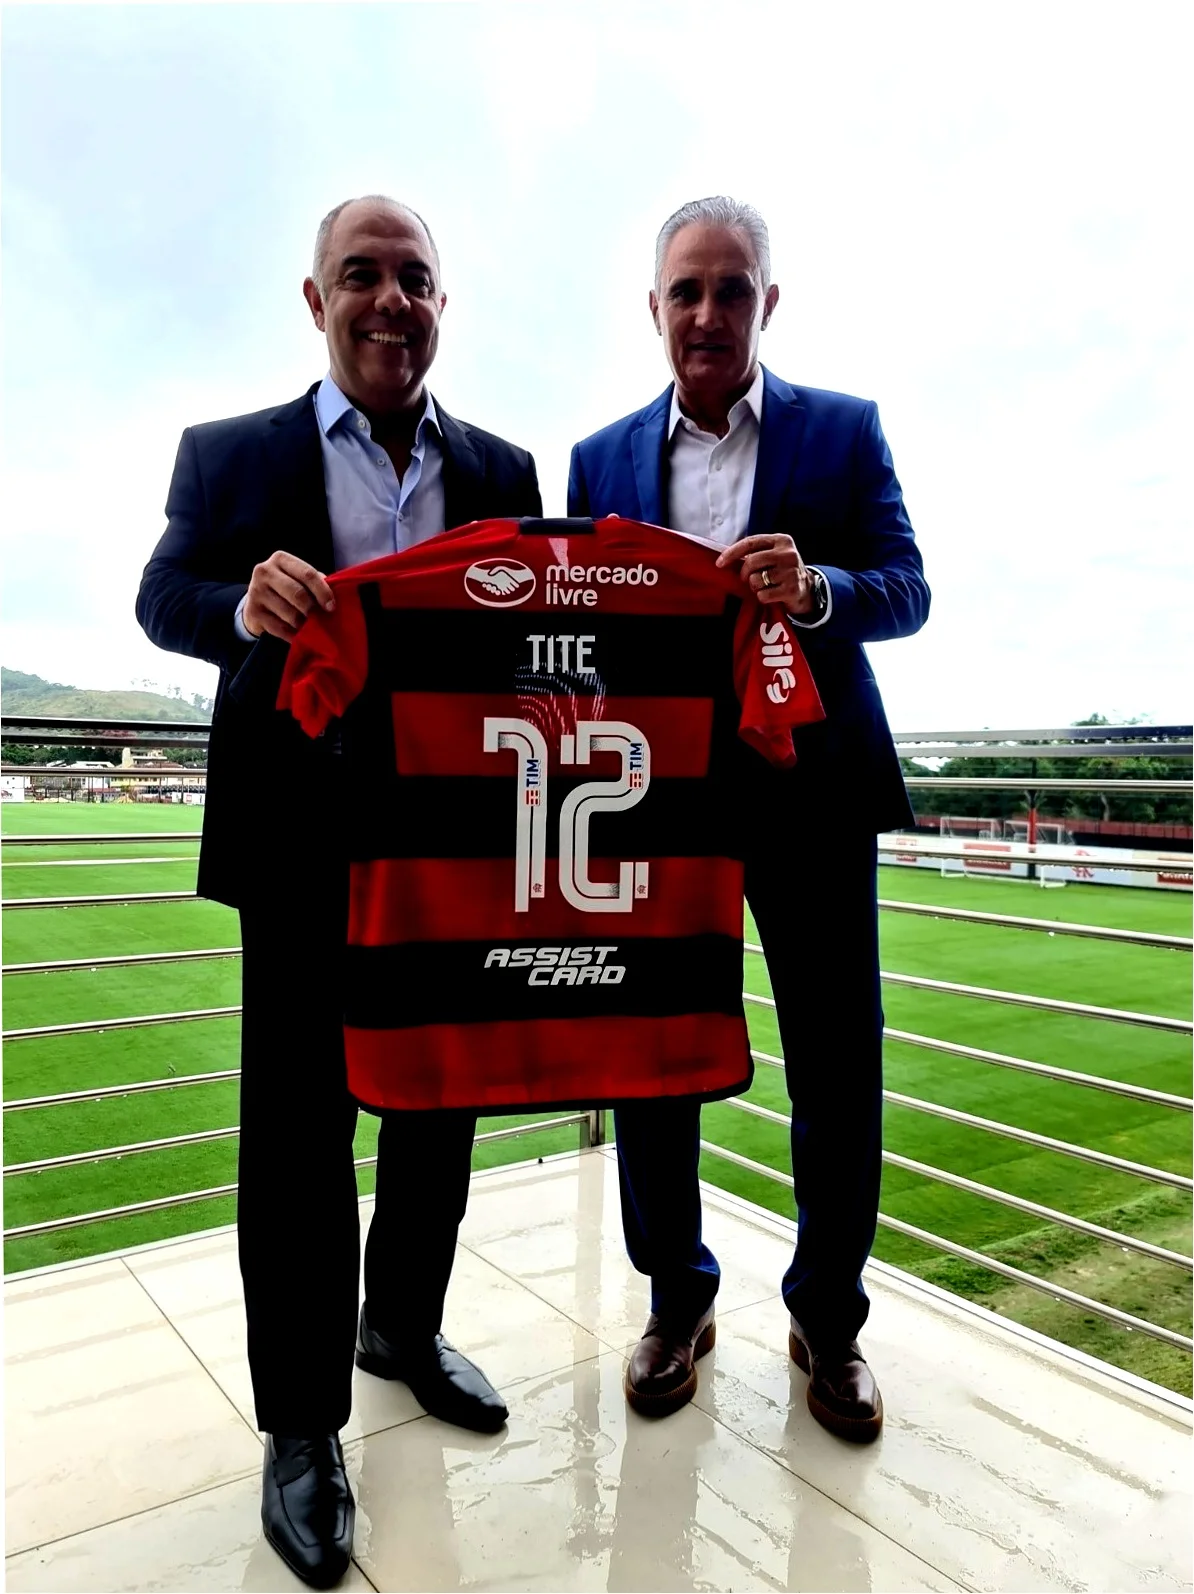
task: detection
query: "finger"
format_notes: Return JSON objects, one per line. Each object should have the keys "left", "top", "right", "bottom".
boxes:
{"left": 261, "top": 571, "right": 319, "bottom": 618}
{"left": 755, "top": 585, "right": 789, "bottom": 605}
{"left": 751, "top": 571, "right": 793, "bottom": 597}
{"left": 256, "top": 590, "right": 307, "bottom": 632}
{"left": 741, "top": 549, "right": 797, "bottom": 578}
{"left": 244, "top": 599, "right": 300, "bottom": 642}
{"left": 272, "top": 552, "right": 336, "bottom": 611}
{"left": 256, "top": 612, "right": 301, "bottom": 642}
{"left": 715, "top": 535, "right": 778, "bottom": 568}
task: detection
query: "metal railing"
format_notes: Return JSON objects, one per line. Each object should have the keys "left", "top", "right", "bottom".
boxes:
{"left": 5, "top": 900, "right": 1190, "bottom": 968}
{"left": 1, "top": 1113, "right": 605, "bottom": 1241}
{"left": 7, "top": 715, "right": 1183, "bottom": 748}
{"left": 3, "top": 719, "right": 1191, "bottom": 1367}
{"left": 705, "top": 1138, "right": 1191, "bottom": 1353}
{"left": 876, "top": 834, "right": 1191, "bottom": 872}
{"left": 0, "top": 714, "right": 211, "bottom": 749}
{"left": 7, "top": 970, "right": 1192, "bottom": 1045}
{"left": 6, "top": 766, "right": 1191, "bottom": 795}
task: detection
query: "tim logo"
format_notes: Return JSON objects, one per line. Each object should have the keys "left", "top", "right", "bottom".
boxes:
{"left": 464, "top": 559, "right": 537, "bottom": 608}
{"left": 628, "top": 742, "right": 645, "bottom": 789}
{"left": 524, "top": 756, "right": 542, "bottom": 806}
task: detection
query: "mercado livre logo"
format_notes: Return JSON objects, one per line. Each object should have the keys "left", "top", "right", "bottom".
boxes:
{"left": 544, "top": 561, "right": 660, "bottom": 608}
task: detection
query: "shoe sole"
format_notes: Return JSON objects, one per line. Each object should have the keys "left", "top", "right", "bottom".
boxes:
{"left": 624, "top": 1318, "right": 716, "bottom": 1418}
{"left": 788, "top": 1331, "right": 884, "bottom": 1443}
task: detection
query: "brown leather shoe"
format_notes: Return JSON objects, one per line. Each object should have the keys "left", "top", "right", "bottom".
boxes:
{"left": 624, "top": 1307, "right": 716, "bottom": 1417}
{"left": 789, "top": 1319, "right": 884, "bottom": 1442}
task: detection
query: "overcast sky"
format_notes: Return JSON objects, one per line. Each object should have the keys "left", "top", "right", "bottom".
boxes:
{"left": 2, "top": 2, "right": 1189, "bottom": 729}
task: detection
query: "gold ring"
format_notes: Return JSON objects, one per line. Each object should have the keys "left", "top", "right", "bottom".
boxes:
{"left": 760, "top": 568, "right": 774, "bottom": 588}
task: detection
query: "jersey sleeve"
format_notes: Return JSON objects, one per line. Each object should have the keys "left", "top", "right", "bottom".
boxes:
{"left": 732, "top": 595, "right": 826, "bottom": 767}
{"left": 275, "top": 579, "right": 370, "bottom": 738}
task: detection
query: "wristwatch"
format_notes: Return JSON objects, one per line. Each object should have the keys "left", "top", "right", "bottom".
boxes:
{"left": 807, "top": 567, "right": 829, "bottom": 621}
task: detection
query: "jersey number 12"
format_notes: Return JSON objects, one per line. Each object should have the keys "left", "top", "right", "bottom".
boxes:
{"left": 483, "top": 717, "right": 651, "bottom": 913}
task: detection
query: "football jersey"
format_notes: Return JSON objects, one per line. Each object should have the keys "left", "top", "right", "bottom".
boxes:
{"left": 277, "top": 516, "right": 825, "bottom": 1113}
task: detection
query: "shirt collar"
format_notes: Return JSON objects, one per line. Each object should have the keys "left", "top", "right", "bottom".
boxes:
{"left": 315, "top": 375, "right": 440, "bottom": 442}
{"left": 668, "top": 365, "right": 765, "bottom": 441}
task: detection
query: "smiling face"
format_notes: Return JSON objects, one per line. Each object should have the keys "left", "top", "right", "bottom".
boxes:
{"left": 650, "top": 222, "right": 778, "bottom": 421}
{"left": 302, "top": 200, "right": 445, "bottom": 416}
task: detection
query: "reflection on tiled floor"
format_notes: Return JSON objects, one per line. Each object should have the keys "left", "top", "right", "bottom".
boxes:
{"left": 5, "top": 1148, "right": 1192, "bottom": 1593}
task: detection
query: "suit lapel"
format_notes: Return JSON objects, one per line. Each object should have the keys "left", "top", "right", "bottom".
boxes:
{"left": 435, "top": 402, "right": 485, "bottom": 531}
{"left": 630, "top": 388, "right": 672, "bottom": 527}
{"left": 748, "top": 368, "right": 807, "bottom": 537}
{"left": 268, "top": 387, "right": 334, "bottom": 572}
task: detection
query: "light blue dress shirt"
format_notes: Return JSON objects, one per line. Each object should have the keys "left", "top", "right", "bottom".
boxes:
{"left": 234, "top": 375, "right": 447, "bottom": 641}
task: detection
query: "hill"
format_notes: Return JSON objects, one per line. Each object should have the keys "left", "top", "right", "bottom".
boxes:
{"left": 1, "top": 669, "right": 212, "bottom": 724}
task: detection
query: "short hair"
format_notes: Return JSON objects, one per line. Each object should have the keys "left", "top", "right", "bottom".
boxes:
{"left": 654, "top": 196, "right": 771, "bottom": 291}
{"left": 311, "top": 195, "right": 440, "bottom": 294}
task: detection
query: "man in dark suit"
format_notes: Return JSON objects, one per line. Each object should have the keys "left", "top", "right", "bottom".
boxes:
{"left": 568, "top": 196, "right": 929, "bottom": 1443}
{"left": 137, "top": 195, "right": 542, "bottom": 1587}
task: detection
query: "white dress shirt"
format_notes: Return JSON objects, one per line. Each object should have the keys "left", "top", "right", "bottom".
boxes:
{"left": 666, "top": 367, "right": 831, "bottom": 629}
{"left": 234, "top": 375, "right": 446, "bottom": 641}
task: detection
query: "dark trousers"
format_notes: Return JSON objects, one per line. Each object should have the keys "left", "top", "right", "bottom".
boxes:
{"left": 237, "top": 861, "right": 477, "bottom": 1436}
{"left": 614, "top": 833, "right": 883, "bottom": 1346}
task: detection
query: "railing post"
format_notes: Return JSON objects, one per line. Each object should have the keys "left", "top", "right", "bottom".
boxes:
{"left": 581, "top": 1108, "right": 608, "bottom": 1149}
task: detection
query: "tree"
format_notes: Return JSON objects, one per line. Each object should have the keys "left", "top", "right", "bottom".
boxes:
{"left": 902, "top": 717, "right": 1191, "bottom": 827}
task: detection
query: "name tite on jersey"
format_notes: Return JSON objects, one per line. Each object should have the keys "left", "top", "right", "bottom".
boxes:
{"left": 484, "top": 945, "right": 628, "bottom": 985}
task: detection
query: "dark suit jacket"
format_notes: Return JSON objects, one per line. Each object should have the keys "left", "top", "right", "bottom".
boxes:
{"left": 136, "top": 384, "right": 542, "bottom": 907}
{"left": 567, "top": 368, "right": 929, "bottom": 832}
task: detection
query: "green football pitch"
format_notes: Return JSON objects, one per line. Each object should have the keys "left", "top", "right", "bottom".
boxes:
{"left": 3, "top": 800, "right": 1191, "bottom": 1393}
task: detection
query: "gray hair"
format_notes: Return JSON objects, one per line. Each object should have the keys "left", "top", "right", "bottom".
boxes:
{"left": 311, "top": 195, "right": 440, "bottom": 295}
{"left": 654, "top": 196, "right": 771, "bottom": 291}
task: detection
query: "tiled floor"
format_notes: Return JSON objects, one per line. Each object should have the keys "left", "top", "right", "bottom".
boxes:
{"left": 5, "top": 1148, "right": 1191, "bottom": 1592}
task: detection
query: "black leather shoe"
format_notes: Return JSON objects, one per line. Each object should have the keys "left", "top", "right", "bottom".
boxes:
{"left": 355, "top": 1307, "right": 508, "bottom": 1433}
{"left": 261, "top": 1433, "right": 354, "bottom": 1589}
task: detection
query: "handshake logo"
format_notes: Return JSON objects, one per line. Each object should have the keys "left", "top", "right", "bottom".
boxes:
{"left": 464, "top": 559, "right": 537, "bottom": 608}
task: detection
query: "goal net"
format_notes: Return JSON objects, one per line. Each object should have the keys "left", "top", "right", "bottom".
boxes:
{"left": 938, "top": 815, "right": 1002, "bottom": 879}
{"left": 937, "top": 816, "right": 1076, "bottom": 886}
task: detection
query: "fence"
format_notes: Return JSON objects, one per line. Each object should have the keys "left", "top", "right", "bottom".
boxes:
{"left": 2, "top": 717, "right": 1191, "bottom": 1359}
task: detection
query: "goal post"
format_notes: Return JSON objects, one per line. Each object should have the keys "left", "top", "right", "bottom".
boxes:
{"left": 938, "top": 815, "right": 1002, "bottom": 880}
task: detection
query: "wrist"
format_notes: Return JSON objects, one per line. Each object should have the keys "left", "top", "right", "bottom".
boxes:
{"left": 790, "top": 567, "right": 831, "bottom": 630}
{"left": 234, "top": 592, "right": 262, "bottom": 644}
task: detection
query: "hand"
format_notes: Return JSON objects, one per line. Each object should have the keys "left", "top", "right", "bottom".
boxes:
{"left": 715, "top": 533, "right": 816, "bottom": 614}
{"left": 242, "top": 551, "right": 336, "bottom": 642}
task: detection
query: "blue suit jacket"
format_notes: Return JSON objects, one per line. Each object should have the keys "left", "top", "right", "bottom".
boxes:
{"left": 568, "top": 368, "right": 929, "bottom": 831}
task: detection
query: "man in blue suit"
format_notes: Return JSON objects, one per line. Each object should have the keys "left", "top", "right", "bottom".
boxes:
{"left": 568, "top": 196, "right": 929, "bottom": 1442}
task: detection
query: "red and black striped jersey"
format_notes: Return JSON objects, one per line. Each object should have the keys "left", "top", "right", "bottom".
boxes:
{"left": 278, "top": 516, "right": 824, "bottom": 1114}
